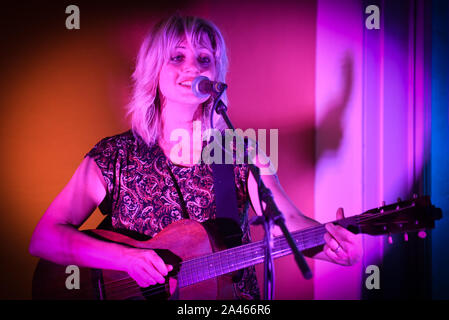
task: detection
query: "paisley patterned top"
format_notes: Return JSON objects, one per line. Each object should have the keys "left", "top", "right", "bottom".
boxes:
{"left": 85, "top": 130, "right": 260, "bottom": 300}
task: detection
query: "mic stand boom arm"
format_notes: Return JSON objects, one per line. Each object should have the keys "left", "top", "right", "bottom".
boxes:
{"left": 212, "top": 97, "right": 313, "bottom": 300}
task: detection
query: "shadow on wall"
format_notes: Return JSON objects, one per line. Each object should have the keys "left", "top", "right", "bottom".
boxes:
{"left": 288, "top": 53, "right": 354, "bottom": 167}
{"left": 315, "top": 53, "right": 354, "bottom": 161}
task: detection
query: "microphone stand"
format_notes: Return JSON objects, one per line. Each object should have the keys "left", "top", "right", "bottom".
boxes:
{"left": 210, "top": 94, "right": 313, "bottom": 300}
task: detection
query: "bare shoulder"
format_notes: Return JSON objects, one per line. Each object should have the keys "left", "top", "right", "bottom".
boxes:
{"left": 74, "top": 155, "right": 108, "bottom": 194}
{"left": 42, "top": 156, "right": 107, "bottom": 227}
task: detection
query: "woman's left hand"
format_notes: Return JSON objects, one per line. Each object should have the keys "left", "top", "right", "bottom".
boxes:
{"left": 323, "top": 208, "right": 363, "bottom": 266}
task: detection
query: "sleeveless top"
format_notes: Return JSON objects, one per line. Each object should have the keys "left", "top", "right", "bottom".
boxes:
{"left": 85, "top": 130, "right": 260, "bottom": 300}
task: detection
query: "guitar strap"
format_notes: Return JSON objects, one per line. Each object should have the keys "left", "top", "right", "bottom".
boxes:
{"left": 166, "top": 163, "right": 190, "bottom": 220}
{"left": 209, "top": 131, "right": 241, "bottom": 226}
{"left": 209, "top": 136, "right": 244, "bottom": 283}
{"left": 210, "top": 161, "right": 241, "bottom": 226}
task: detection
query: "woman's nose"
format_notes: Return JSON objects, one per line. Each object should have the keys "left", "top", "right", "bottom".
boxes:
{"left": 182, "top": 57, "right": 200, "bottom": 74}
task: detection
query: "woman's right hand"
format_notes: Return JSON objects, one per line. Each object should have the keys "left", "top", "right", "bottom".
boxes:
{"left": 123, "top": 248, "right": 173, "bottom": 288}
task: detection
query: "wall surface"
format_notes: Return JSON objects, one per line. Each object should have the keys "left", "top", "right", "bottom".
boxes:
{"left": 314, "top": 0, "right": 364, "bottom": 299}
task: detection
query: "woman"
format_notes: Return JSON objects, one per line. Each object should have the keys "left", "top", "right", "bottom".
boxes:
{"left": 29, "top": 14, "right": 362, "bottom": 300}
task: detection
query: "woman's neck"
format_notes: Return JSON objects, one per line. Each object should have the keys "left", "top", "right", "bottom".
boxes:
{"left": 159, "top": 101, "right": 203, "bottom": 166}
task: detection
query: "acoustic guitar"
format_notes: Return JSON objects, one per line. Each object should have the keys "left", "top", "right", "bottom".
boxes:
{"left": 32, "top": 196, "right": 441, "bottom": 300}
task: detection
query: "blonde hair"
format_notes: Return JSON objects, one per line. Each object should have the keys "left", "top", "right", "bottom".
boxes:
{"left": 127, "top": 14, "right": 229, "bottom": 146}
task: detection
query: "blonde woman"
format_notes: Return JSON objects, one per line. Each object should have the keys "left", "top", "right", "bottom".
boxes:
{"left": 29, "top": 14, "right": 362, "bottom": 300}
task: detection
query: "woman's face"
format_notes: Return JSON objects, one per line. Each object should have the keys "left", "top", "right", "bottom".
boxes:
{"left": 159, "top": 37, "right": 216, "bottom": 107}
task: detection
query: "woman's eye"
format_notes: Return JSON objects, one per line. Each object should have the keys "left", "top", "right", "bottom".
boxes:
{"left": 171, "top": 54, "right": 184, "bottom": 62}
{"left": 198, "top": 56, "right": 211, "bottom": 65}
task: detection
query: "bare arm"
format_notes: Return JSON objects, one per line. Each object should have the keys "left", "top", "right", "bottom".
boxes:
{"left": 29, "top": 156, "right": 171, "bottom": 287}
{"left": 247, "top": 164, "right": 362, "bottom": 266}
{"left": 247, "top": 170, "right": 320, "bottom": 236}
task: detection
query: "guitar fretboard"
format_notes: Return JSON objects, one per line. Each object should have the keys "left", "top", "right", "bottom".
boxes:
{"left": 177, "top": 224, "right": 328, "bottom": 287}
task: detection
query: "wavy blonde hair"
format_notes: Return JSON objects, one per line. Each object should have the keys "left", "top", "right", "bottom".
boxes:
{"left": 127, "top": 14, "right": 229, "bottom": 146}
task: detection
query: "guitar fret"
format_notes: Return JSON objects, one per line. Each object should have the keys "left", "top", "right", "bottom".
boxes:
{"left": 182, "top": 217, "right": 373, "bottom": 288}
{"left": 178, "top": 225, "right": 329, "bottom": 288}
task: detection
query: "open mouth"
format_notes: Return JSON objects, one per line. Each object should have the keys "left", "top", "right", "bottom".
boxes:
{"left": 178, "top": 80, "right": 193, "bottom": 88}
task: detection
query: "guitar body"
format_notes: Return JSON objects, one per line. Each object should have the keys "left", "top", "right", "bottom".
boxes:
{"left": 32, "top": 219, "right": 242, "bottom": 300}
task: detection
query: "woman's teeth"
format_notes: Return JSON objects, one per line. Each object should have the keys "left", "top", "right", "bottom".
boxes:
{"left": 179, "top": 80, "right": 192, "bottom": 87}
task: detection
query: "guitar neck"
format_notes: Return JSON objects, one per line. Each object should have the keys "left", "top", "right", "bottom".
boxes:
{"left": 177, "top": 223, "right": 331, "bottom": 288}
{"left": 176, "top": 195, "right": 441, "bottom": 287}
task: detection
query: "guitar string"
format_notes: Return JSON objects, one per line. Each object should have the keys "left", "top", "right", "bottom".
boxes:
{"left": 107, "top": 245, "right": 267, "bottom": 294}
{"left": 112, "top": 240, "right": 308, "bottom": 299}
{"left": 100, "top": 209, "right": 417, "bottom": 299}
{"left": 102, "top": 209, "right": 411, "bottom": 296}
{"left": 101, "top": 225, "right": 329, "bottom": 296}
{"left": 105, "top": 283, "right": 167, "bottom": 300}
{"left": 108, "top": 249, "right": 269, "bottom": 299}
{"left": 105, "top": 279, "right": 167, "bottom": 300}
{"left": 106, "top": 249, "right": 261, "bottom": 299}
{"left": 101, "top": 214, "right": 380, "bottom": 294}
{"left": 104, "top": 208, "right": 422, "bottom": 299}
{"left": 103, "top": 208, "right": 412, "bottom": 296}
{"left": 103, "top": 223, "right": 325, "bottom": 290}
{"left": 107, "top": 205, "right": 413, "bottom": 286}
{"left": 104, "top": 224, "right": 327, "bottom": 290}
{"left": 109, "top": 238, "right": 311, "bottom": 299}
{"left": 108, "top": 238, "right": 306, "bottom": 299}
{"left": 106, "top": 225, "right": 362, "bottom": 299}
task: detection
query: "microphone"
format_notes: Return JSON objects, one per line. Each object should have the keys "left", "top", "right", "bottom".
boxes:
{"left": 192, "top": 76, "right": 227, "bottom": 99}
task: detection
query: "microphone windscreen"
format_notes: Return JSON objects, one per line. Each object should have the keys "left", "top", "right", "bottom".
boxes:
{"left": 192, "top": 76, "right": 211, "bottom": 99}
